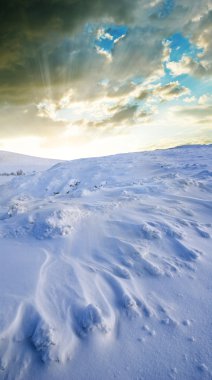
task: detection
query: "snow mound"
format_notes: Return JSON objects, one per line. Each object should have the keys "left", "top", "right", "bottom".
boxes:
{"left": 77, "top": 304, "right": 109, "bottom": 336}
{"left": 31, "top": 319, "right": 58, "bottom": 363}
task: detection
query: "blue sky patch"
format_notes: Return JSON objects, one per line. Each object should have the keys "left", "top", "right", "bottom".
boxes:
{"left": 168, "top": 33, "right": 203, "bottom": 62}
{"left": 95, "top": 25, "right": 128, "bottom": 56}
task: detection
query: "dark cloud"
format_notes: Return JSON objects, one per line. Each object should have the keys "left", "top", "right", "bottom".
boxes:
{"left": 107, "top": 104, "right": 138, "bottom": 123}
{"left": 106, "top": 81, "right": 135, "bottom": 98}
{"left": 0, "top": 0, "right": 210, "bottom": 104}
{"left": 0, "top": 104, "right": 66, "bottom": 138}
{"left": 0, "top": 0, "right": 139, "bottom": 101}
{"left": 136, "top": 90, "right": 150, "bottom": 101}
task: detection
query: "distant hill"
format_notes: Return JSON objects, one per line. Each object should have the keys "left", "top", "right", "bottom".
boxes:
{"left": 0, "top": 150, "right": 61, "bottom": 173}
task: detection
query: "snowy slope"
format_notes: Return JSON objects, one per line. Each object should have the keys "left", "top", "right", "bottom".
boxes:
{"left": 0, "top": 145, "right": 212, "bottom": 380}
{"left": 0, "top": 151, "right": 60, "bottom": 185}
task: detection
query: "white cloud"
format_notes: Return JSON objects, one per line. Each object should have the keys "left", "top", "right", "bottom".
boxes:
{"left": 96, "top": 28, "right": 113, "bottom": 41}
{"left": 95, "top": 46, "right": 112, "bottom": 62}
{"left": 162, "top": 39, "right": 171, "bottom": 63}
{"left": 167, "top": 55, "right": 209, "bottom": 77}
{"left": 184, "top": 96, "right": 196, "bottom": 103}
{"left": 114, "top": 34, "right": 126, "bottom": 44}
{"left": 198, "top": 94, "right": 212, "bottom": 104}
{"left": 37, "top": 100, "right": 57, "bottom": 120}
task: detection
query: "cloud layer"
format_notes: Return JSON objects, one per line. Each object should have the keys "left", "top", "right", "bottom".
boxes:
{"left": 0, "top": 0, "right": 211, "bottom": 158}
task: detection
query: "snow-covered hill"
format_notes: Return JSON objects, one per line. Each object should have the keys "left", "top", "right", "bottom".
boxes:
{"left": 0, "top": 151, "right": 59, "bottom": 185}
{"left": 0, "top": 145, "right": 211, "bottom": 380}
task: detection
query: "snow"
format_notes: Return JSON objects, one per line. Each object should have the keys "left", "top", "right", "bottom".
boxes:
{"left": 0, "top": 151, "right": 59, "bottom": 185}
{"left": 0, "top": 145, "right": 212, "bottom": 380}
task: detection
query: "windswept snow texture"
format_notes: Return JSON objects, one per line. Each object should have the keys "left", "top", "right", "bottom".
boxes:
{"left": 0, "top": 145, "right": 212, "bottom": 380}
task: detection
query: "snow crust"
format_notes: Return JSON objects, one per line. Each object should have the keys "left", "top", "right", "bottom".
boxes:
{"left": 0, "top": 145, "right": 211, "bottom": 379}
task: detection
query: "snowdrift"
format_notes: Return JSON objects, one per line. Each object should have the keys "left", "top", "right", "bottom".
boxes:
{"left": 0, "top": 145, "right": 211, "bottom": 380}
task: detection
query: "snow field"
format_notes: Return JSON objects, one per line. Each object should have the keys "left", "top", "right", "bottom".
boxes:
{"left": 0, "top": 145, "right": 211, "bottom": 379}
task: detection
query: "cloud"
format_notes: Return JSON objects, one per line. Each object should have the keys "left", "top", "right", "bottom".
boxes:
{"left": 106, "top": 81, "right": 135, "bottom": 99}
{"left": 173, "top": 104, "right": 212, "bottom": 122}
{"left": 95, "top": 25, "right": 127, "bottom": 62}
{"left": 162, "top": 39, "right": 171, "bottom": 62}
{"left": 0, "top": 0, "right": 137, "bottom": 70}
{"left": 1, "top": 0, "right": 211, "bottom": 104}
{"left": 106, "top": 104, "right": 138, "bottom": 124}
{"left": 33, "top": 78, "right": 190, "bottom": 132}
{"left": 0, "top": 0, "right": 140, "bottom": 103}
{"left": 175, "top": 9, "right": 212, "bottom": 78}
{"left": 136, "top": 90, "right": 150, "bottom": 101}
{"left": 184, "top": 96, "right": 196, "bottom": 103}
{"left": 0, "top": 104, "right": 67, "bottom": 139}
{"left": 0, "top": 0, "right": 211, "bottom": 158}
{"left": 153, "top": 81, "right": 190, "bottom": 100}
{"left": 95, "top": 46, "right": 112, "bottom": 62}
{"left": 167, "top": 55, "right": 210, "bottom": 77}
{"left": 198, "top": 94, "right": 212, "bottom": 104}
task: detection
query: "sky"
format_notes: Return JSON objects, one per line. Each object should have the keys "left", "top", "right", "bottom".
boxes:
{"left": 0, "top": 0, "right": 211, "bottom": 159}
